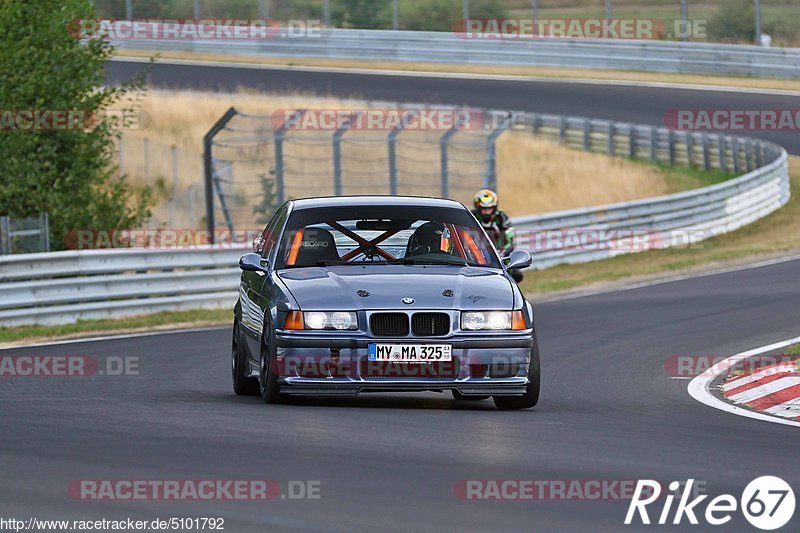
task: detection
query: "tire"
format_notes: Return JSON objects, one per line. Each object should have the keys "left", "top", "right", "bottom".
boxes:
{"left": 258, "top": 319, "right": 285, "bottom": 404}
{"left": 452, "top": 391, "right": 490, "bottom": 401}
{"left": 232, "top": 319, "right": 259, "bottom": 396}
{"left": 493, "top": 336, "right": 540, "bottom": 410}
{"left": 510, "top": 269, "right": 524, "bottom": 283}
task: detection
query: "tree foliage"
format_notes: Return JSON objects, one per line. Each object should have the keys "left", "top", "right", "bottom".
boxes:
{"left": 0, "top": 0, "right": 151, "bottom": 250}
{"left": 707, "top": 0, "right": 755, "bottom": 43}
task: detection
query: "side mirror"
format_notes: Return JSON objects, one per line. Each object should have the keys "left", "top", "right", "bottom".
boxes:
{"left": 239, "top": 253, "right": 269, "bottom": 272}
{"left": 504, "top": 250, "right": 532, "bottom": 270}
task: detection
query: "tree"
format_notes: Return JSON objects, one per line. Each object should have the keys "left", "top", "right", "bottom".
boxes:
{"left": 331, "top": 0, "right": 390, "bottom": 29}
{"left": 707, "top": 0, "right": 755, "bottom": 43}
{"left": 395, "top": 0, "right": 507, "bottom": 32}
{"left": 0, "top": 0, "right": 151, "bottom": 250}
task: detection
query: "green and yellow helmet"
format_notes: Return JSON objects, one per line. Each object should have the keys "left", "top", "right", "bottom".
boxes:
{"left": 473, "top": 189, "right": 498, "bottom": 210}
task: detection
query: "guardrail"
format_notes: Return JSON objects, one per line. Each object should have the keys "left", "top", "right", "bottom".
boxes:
{"left": 0, "top": 248, "right": 243, "bottom": 326}
{"left": 0, "top": 111, "right": 789, "bottom": 327}
{"left": 114, "top": 26, "right": 800, "bottom": 79}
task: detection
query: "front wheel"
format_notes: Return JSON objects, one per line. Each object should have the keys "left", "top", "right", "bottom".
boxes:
{"left": 232, "top": 319, "right": 259, "bottom": 396}
{"left": 259, "top": 320, "right": 285, "bottom": 404}
{"left": 493, "top": 336, "right": 540, "bottom": 410}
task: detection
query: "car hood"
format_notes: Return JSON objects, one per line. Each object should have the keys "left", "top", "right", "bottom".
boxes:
{"left": 278, "top": 265, "right": 513, "bottom": 311}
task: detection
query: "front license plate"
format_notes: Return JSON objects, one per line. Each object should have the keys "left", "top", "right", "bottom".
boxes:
{"left": 368, "top": 344, "right": 452, "bottom": 362}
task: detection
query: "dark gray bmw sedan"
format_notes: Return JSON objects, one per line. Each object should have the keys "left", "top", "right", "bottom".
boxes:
{"left": 232, "top": 196, "right": 540, "bottom": 409}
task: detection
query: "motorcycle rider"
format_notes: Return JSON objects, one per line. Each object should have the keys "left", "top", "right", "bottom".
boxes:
{"left": 471, "top": 189, "right": 523, "bottom": 283}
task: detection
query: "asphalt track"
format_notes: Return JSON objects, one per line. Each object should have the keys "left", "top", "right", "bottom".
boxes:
{"left": 106, "top": 59, "right": 800, "bottom": 154}
{"left": 1, "top": 258, "right": 799, "bottom": 531}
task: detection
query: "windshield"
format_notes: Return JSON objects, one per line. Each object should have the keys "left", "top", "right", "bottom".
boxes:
{"left": 276, "top": 204, "right": 500, "bottom": 269}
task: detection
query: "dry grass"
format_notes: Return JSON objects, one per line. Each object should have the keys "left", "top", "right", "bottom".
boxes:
{"left": 116, "top": 50, "right": 800, "bottom": 94}
{"left": 496, "top": 131, "right": 677, "bottom": 215}
{"left": 114, "top": 88, "right": 718, "bottom": 227}
{"left": 520, "top": 156, "right": 800, "bottom": 295}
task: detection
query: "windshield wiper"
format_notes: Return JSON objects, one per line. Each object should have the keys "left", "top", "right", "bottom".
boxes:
{"left": 313, "top": 260, "right": 393, "bottom": 266}
{"left": 394, "top": 257, "right": 469, "bottom": 267}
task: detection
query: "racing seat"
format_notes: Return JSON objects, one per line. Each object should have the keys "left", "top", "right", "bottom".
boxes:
{"left": 405, "top": 222, "right": 448, "bottom": 257}
{"left": 292, "top": 227, "right": 341, "bottom": 266}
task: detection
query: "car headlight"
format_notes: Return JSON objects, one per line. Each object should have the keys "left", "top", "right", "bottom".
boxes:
{"left": 290, "top": 311, "right": 357, "bottom": 330}
{"left": 461, "top": 311, "right": 527, "bottom": 331}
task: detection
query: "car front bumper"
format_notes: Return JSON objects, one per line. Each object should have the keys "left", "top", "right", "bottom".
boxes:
{"left": 273, "top": 331, "right": 534, "bottom": 397}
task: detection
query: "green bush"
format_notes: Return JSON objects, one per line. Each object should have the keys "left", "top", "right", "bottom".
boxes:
{"left": 707, "top": 0, "right": 755, "bottom": 44}
{"left": 396, "top": 0, "right": 507, "bottom": 32}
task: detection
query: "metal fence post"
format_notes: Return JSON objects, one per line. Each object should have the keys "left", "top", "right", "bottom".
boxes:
{"left": 40, "top": 213, "right": 50, "bottom": 252}
{"left": 0, "top": 216, "right": 9, "bottom": 255}
{"left": 274, "top": 131, "right": 286, "bottom": 203}
{"left": 559, "top": 116, "right": 567, "bottom": 145}
{"left": 718, "top": 135, "right": 727, "bottom": 172}
{"left": 628, "top": 125, "right": 636, "bottom": 158}
{"left": 745, "top": 139, "right": 753, "bottom": 172}
{"left": 583, "top": 120, "right": 591, "bottom": 151}
{"left": 485, "top": 114, "right": 510, "bottom": 190}
{"left": 203, "top": 107, "right": 238, "bottom": 243}
{"left": 607, "top": 121, "right": 615, "bottom": 156}
{"left": 702, "top": 134, "right": 711, "bottom": 170}
{"left": 650, "top": 127, "right": 657, "bottom": 161}
{"left": 273, "top": 109, "right": 304, "bottom": 205}
{"left": 388, "top": 125, "right": 403, "bottom": 196}
{"left": 531, "top": 113, "right": 541, "bottom": 136}
{"left": 332, "top": 113, "right": 358, "bottom": 196}
{"left": 440, "top": 120, "right": 463, "bottom": 198}
{"left": 732, "top": 138, "right": 741, "bottom": 174}
{"left": 668, "top": 130, "right": 676, "bottom": 166}
{"left": 685, "top": 132, "right": 694, "bottom": 167}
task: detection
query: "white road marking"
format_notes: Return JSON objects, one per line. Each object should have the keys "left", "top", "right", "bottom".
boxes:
{"left": 688, "top": 335, "right": 800, "bottom": 428}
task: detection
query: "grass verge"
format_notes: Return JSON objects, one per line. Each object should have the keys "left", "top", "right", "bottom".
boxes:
{"left": 0, "top": 309, "right": 230, "bottom": 346}
{"left": 519, "top": 156, "right": 800, "bottom": 295}
{"left": 115, "top": 49, "right": 800, "bottom": 94}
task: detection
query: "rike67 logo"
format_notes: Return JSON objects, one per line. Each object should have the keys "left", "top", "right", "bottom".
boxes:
{"left": 625, "top": 477, "right": 795, "bottom": 530}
